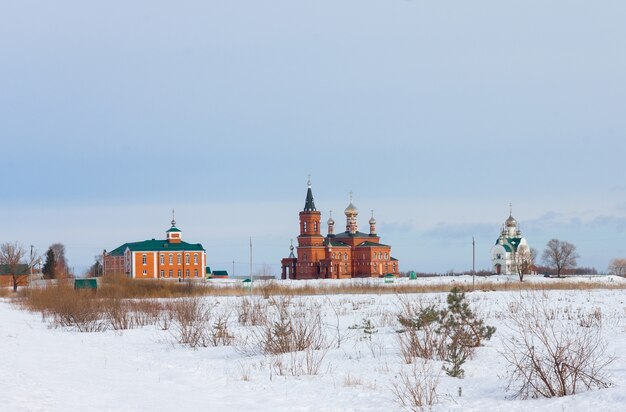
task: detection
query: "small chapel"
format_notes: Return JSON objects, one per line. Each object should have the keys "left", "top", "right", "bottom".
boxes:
{"left": 490, "top": 205, "right": 532, "bottom": 275}
{"left": 281, "top": 181, "right": 399, "bottom": 280}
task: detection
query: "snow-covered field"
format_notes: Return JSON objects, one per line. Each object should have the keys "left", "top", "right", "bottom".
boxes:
{"left": 2, "top": 281, "right": 626, "bottom": 411}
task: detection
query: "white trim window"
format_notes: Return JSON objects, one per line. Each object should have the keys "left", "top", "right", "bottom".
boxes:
{"left": 160, "top": 255, "right": 164, "bottom": 265}
{"left": 142, "top": 254, "right": 147, "bottom": 265}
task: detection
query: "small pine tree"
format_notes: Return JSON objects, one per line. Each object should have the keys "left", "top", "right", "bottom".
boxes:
{"left": 439, "top": 287, "right": 496, "bottom": 378}
{"left": 42, "top": 248, "right": 56, "bottom": 280}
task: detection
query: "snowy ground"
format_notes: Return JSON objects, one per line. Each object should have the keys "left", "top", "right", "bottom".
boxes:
{"left": 2, "top": 282, "right": 626, "bottom": 411}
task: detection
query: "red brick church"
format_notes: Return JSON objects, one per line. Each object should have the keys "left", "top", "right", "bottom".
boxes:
{"left": 281, "top": 181, "right": 399, "bottom": 279}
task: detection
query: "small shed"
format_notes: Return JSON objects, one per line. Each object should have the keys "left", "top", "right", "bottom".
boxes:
{"left": 384, "top": 274, "right": 395, "bottom": 284}
{"left": 74, "top": 278, "right": 98, "bottom": 290}
{"left": 212, "top": 270, "right": 229, "bottom": 279}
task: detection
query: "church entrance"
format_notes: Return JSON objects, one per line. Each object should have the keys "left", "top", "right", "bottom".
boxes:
{"left": 495, "top": 264, "right": 501, "bottom": 274}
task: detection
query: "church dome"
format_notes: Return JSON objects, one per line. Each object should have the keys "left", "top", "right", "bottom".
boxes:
{"left": 344, "top": 203, "right": 358, "bottom": 216}
{"left": 327, "top": 216, "right": 335, "bottom": 225}
{"left": 369, "top": 216, "right": 376, "bottom": 225}
{"left": 505, "top": 215, "right": 517, "bottom": 227}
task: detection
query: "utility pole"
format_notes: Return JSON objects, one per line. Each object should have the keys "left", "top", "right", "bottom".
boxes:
{"left": 472, "top": 237, "right": 476, "bottom": 291}
{"left": 249, "top": 237, "right": 252, "bottom": 278}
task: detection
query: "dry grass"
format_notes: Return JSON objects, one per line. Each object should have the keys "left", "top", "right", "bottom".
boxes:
{"left": 0, "top": 288, "right": 12, "bottom": 298}
{"left": 201, "top": 277, "right": 626, "bottom": 297}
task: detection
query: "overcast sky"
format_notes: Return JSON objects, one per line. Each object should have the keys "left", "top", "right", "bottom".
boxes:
{"left": 1, "top": 1, "right": 625, "bottom": 275}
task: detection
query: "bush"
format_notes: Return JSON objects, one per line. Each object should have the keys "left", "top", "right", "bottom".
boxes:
{"left": 500, "top": 295, "right": 614, "bottom": 399}
{"left": 392, "top": 360, "right": 440, "bottom": 412}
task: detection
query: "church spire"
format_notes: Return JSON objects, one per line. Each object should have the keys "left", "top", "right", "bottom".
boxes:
{"left": 303, "top": 177, "right": 316, "bottom": 211}
{"left": 171, "top": 209, "right": 176, "bottom": 227}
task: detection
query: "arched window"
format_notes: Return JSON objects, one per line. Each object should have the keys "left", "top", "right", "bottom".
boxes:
{"left": 304, "top": 222, "right": 307, "bottom": 232}
{"left": 344, "top": 253, "right": 348, "bottom": 260}
{"left": 185, "top": 254, "right": 190, "bottom": 265}
{"left": 169, "top": 254, "right": 173, "bottom": 265}
{"left": 160, "top": 255, "right": 164, "bottom": 265}
{"left": 314, "top": 222, "right": 318, "bottom": 232}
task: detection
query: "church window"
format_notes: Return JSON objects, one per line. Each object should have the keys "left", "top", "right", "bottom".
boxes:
{"left": 344, "top": 253, "right": 348, "bottom": 260}
{"left": 177, "top": 254, "right": 182, "bottom": 265}
{"left": 314, "top": 222, "right": 318, "bottom": 232}
{"left": 185, "top": 254, "right": 190, "bottom": 265}
{"left": 185, "top": 269, "right": 190, "bottom": 277}
{"left": 160, "top": 255, "right": 164, "bottom": 265}
{"left": 303, "top": 253, "right": 307, "bottom": 260}
{"left": 496, "top": 254, "right": 502, "bottom": 259}
{"left": 169, "top": 254, "right": 173, "bottom": 265}
{"left": 194, "top": 254, "right": 198, "bottom": 265}
{"left": 385, "top": 253, "right": 388, "bottom": 260}
{"left": 168, "top": 269, "right": 173, "bottom": 277}
{"left": 142, "top": 254, "right": 147, "bottom": 265}
{"left": 194, "top": 269, "right": 198, "bottom": 277}
{"left": 177, "top": 269, "right": 182, "bottom": 278}
{"left": 304, "top": 222, "right": 307, "bottom": 232}
{"left": 160, "top": 270, "right": 164, "bottom": 278}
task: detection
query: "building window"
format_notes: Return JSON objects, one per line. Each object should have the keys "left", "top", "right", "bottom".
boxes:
{"left": 160, "top": 255, "right": 164, "bottom": 265}
{"left": 314, "top": 222, "right": 318, "bottom": 232}
{"left": 185, "top": 269, "right": 190, "bottom": 278}
{"left": 177, "top": 254, "right": 182, "bottom": 265}
{"left": 385, "top": 253, "right": 388, "bottom": 260}
{"left": 194, "top": 269, "right": 198, "bottom": 277}
{"left": 194, "top": 254, "right": 198, "bottom": 265}
{"left": 496, "top": 254, "right": 502, "bottom": 259}
{"left": 304, "top": 222, "right": 307, "bottom": 232}
{"left": 177, "top": 269, "right": 182, "bottom": 278}
{"left": 344, "top": 253, "right": 348, "bottom": 261}
{"left": 303, "top": 253, "right": 307, "bottom": 260}
{"left": 185, "top": 254, "right": 190, "bottom": 265}
{"left": 160, "top": 270, "right": 164, "bottom": 278}
{"left": 142, "top": 269, "right": 147, "bottom": 275}
{"left": 169, "top": 254, "right": 173, "bottom": 265}
{"left": 169, "top": 270, "right": 173, "bottom": 277}
{"left": 142, "top": 254, "right": 147, "bottom": 265}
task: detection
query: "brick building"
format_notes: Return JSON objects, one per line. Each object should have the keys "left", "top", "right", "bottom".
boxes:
{"left": 0, "top": 264, "right": 29, "bottom": 288}
{"left": 103, "top": 214, "right": 206, "bottom": 280}
{"left": 281, "top": 181, "right": 399, "bottom": 280}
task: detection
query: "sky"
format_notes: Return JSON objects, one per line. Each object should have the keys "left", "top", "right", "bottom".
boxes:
{"left": 1, "top": 1, "right": 625, "bottom": 275}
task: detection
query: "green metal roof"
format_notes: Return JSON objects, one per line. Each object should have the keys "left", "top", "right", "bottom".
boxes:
{"left": 166, "top": 227, "right": 182, "bottom": 233}
{"left": 205, "top": 267, "right": 211, "bottom": 274}
{"left": 213, "top": 270, "right": 229, "bottom": 277}
{"left": 356, "top": 241, "right": 390, "bottom": 247}
{"left": 334, "top": 231, "right": 375, "bottom": 239}
{"left": 108, "top": 239, "right": 204, "bottom": 254}
{"left": 324, "top": 239, "right": 350, "bottom": 247}
{"left": 303, "top": 186, "right": 316, "bottom": 211}
{"left": 495, "top": 237, "right": 522, "bottom": 253}
{"left": 0, "top": 264, "right": 29, "bottom": 276}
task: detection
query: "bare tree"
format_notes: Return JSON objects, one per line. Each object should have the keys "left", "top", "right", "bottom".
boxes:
{"left": 515, "top": 246, "right": 537, "bottom": 282}
{"left": 608, "top": 258, "right": 626, "bottom": 277}
{"left": 541, "top": 239, "right": 579, "bottom": 278}
{"left": 255, "top": 263, "right": 275, "bottom": 278}
{"left": 0, "top": 242, "right": 27, "bottom": 292}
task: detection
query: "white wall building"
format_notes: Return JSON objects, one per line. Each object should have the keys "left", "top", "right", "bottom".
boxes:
{"left": 490, "top": 207, "right": 531, "bottom": 275}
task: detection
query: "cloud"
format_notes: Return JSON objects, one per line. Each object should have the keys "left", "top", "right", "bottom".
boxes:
{"left": 423, "top": 222, "right": 494, "bottom": 240}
